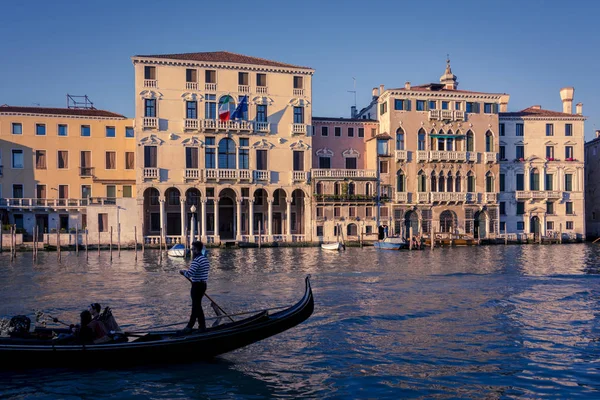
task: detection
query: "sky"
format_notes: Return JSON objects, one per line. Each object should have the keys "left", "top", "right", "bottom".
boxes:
{"left": 1, "top": 0, "right": 599, "bottom": 141}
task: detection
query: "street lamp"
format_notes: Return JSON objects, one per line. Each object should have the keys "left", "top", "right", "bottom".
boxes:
{"left": 190, "top": 205, "right": 197, "bottom": 245}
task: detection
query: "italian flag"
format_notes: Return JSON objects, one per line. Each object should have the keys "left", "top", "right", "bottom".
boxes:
{"left": 218, "top": 96, "right": 232, "bottom": 121}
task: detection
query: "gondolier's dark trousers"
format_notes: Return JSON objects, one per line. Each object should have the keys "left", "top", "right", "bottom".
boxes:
{"left": 187, "top": 281, "right": 207, "bottom": 330}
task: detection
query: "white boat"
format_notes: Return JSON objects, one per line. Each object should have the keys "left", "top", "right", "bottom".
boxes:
{"left": 373, "top": 237, "right": 406, "bottom": 250}
{"left": 321, "top": 242, "right": 343, "bottom": 251}
{"left": 167, "top": 244, "right": 188, "bottom": 257}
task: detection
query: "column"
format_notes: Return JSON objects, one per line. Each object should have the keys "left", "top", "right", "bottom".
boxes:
{"left": 236, "top": 199, "right": 242, "bottom": 241}
{"left": 557, "top": 167, "right": 563, "bottom": 191}
{"left": 267, "top": 198, "right": 273, "bottom": 240}
{"left": 214, "top": 199, "right": 220, "bottom": 242}
{"left": 248, "top": 200, "right": 255, "bottom": 242}
{"left": 578, "top": 167, "right": 584, "bottom": 192}
{"left": 286, "top": 199, "right": 292, "bottom": 242}
{"left": 180, "top": 198, "right": 186, "bottom": 244}
{"left": 159, "top": 197, "right": 165, "bottom": 240}
{"left": 304, "top": 197, "right": 312, "bottom": 241}
{"left": 542, "top": 214, "right": 547, "bottom": 237}
{"left": 201, "top": 199, "right": 207, "bottom": 241}
{"left": 524, "top": 166, "right": 530, "bottom": 191}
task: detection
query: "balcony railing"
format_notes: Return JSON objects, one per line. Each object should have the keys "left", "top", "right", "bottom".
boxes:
{"left": 430, "top": 192, "right": 467, "bottom": 203}
{"left": 205, "top": 83, "right": 217, "bottom": 91}
{"left": 144, "top": 79, "right": 157, "bottom": 88}
{"left": 238, "top": 85, "right": 250, "bottom": 93}
{"left": 201, "top": 119, "right": 253, "bottom": 132}
{"left": 204, "top": 169, "right": 251, "bottom": 181}
{"left": 428, "top": 151, "right": 467, "bottom": 162}
{"left": 429, "top": 110, "right": 466, "bottom": 121}
{"left": 291, "top": 171, "right": 310, "bottom": 182}
{"left": 186, "top": 82, "right": 198, "bottom": 90}
{"left": 395, "top": 192, "right": 408, "bottom": 203}
{"left": 293, "top": 88, "right": 304, "bottom": 96}
{"left": 466, "top": 192, "right": 478, "bottom": 203}
{"left": 441, "top": 110, "right": 453, "bottom": 120}
{"left": 80, "top": 167, "right": 94, "bottom": 177}
{"left": 417, "top": 192, "right": 429, "bottom": 203}
{"left": 256, "top": 86, "right": 268, "bottom": 94}
{"left": 253, "top": 170, "right": 270, "bottom": 182}
{"left": 254, "top": 122, "right": 270, "bottom": 133}
{"left": 516, "top": 191, "right": 562, "bottom": 200}
{"left": 429, "top": 110, "right": 440, "bottom": 120}
{"left": 395, "top": 150, "right": 408, "bottom": 162}
{"left": 312, "top": 169, "right": 377, "bottom": 179}
{"left": 291, "top": 123, "right": 307, "bottom": 135}
{"left": 184, "top": 119, "right": 199, "bottom": 130}
{"left": 466, "top": 152, "right": 478, "bottom": 162}
{"left": 454, "top": 110, "right": 465, "bottom": 121}
{"left": 143, "top": 117, "right": 158, "bottom": 129}
{"left": 184, "top": 168, "right": 201, "bottom": 180}
{"left": 416, "top": 150, "right": 428, "bottom": 162}
{"left": 0, "top": 198, "right": 113, "bottom": 209}
{"left": 485, "top": 152, "right": 498, "bottom": 163}
{"left": 143, "top": 167, "right": 158, "bottom": 179}
{"left": 485, "top": 193, "right": 498, "bottom": 203}
{"left": 314, "top": 194, "right": 377, "bottom": 203}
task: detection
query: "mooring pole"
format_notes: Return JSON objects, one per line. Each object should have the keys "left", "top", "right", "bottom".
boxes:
{"left": 134, "top": 226, "right": 138, "bottom": 261}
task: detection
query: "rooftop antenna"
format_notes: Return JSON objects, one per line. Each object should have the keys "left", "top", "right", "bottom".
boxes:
{"left": 347, "top": 77, "right": 357, "bottom": 108}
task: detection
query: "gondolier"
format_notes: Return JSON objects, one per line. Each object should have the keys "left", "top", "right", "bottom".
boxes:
{"left": 179, "top": 241, "right": 210, "bottom": 333}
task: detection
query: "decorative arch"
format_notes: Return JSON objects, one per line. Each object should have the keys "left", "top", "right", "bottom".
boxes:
{"left": 251, "top": 96, "right": 274, "bottom": 106}
{"left": 316, "top": 148, "right": 334, "bottom": 157}
{"left": 315, "top": 182, "right": 323, "bottom": 195}
{"left": 439, "top": 210, "right": 457, "bottom": 233}
{"left": 485, "top": 130, "right": 494, "bottom": 152}
{"left": 342, "top": 148, "right": 360, "bottom": 158}
{"left": 139, "top": 135, "right": 164, "bottom": 146}
{"left": 139, "top": 90, "right": 162, "bottom": 100}
{"left": 396, "top": 128, "right": 405, "bottom": 151}
{"left": 181, "top": 136, "right": 203, "bottom": 147}
{"left": 185, "top": 187, "right": 202, "bottom": 206}
{"left": 396, "top": 169, "right": 406, "bottom": 192}
{"left": 466, "top": 130, "right": 474, "bottom": 152}
{"left": 347, "top": 223, "right": 358, "bottom": 237}
{"left": 181, "top": 92, "right": 203, "bottom": 101}
{"left": 164, "top": 187, "right": 181, "bottom": 207}
{"left": 218, "top": 138, "right": 236, "bottom": 169}
{"left": 365, "top": 182, "right": 373, "bottom": 197}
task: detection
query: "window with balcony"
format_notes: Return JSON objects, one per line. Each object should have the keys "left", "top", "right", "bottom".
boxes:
{"left": 239, "top": 138, "right": 249, "bottom": 169}
{"left": 37, "top": 185, "right": 46, "bottom": 199}
{"left": 547, "top": 201, "right": 554, "bottom": 215}
{"left": 417, "top": 171, "right": 427, "bottom": 192}
{"left": 517, "top": 202, "right": 525, "bottom": 215}
{"left": 256, "top": 149, "right": 268, "bottom": 171}
{"left": 144, "top": 66, "right": 156, "bottom": 80}
{"left": 565, "top": 123, "right": 573, "bottom": 136}
{"left": 144, "top": 146, "right": 157, "bottom": 168}
{"left": 467, "top": 173, "right": 475, "bottom": 192}
{"left": 13, "top": 184, "right": 24, "bottom": 198}
{"left": 565, "top": 146, "right": 574, "bottom": 159}
{"left": 546, "top": 146, "right": 554, "bottom": 159}
{"left": 416, "top": 100, "right": 426, "bottom": 111}
{"left": 546, "top": 123, "right": 554, "bottom": 136}
{"left": 256, "top": 73, "right": 266, "bottom": 87}
{"left": 57, "top": 150, "right": 68, "bottom": 169}
{"left": 516, "top": 145, "right": 524, "bottom": 159}
{"left": 566, "top": 201, "right": 574, "bottom": 215}
{"left": 545, "top": 173, "right": 553, "bottom": 190}
{"left": 125, "top": 127, "right": 134, "bottom": 138}
{"left": 418, "top": 129, "right": 426, "bottom": 151}
{"left": 516, "top": 173, "right": 524, "bottom": 191}
{"left": 36, "top": 123, "right": 46, "bottom": 136}
{"left": 186, "top": 147, "right": 199, "bottom": 169}
{"left": 345, "top": 157, "right": 357, "bottom": 169}
{"left": 205, "top": 70, "right": 216, "bottom": 84}
{"left": 500, "top": 202, "right": 506, "bottom": 215}
{"left": 499, "top": 145, "right": 506, "bottom": 160}
{"left": 218, "top": 138, "right": 236, "bottom": 169}
{"left": 12, "top": 149, "right": 23, "bottom": 169}
{"left": 186, "top": 101, "right": 197, "bottom": 119}
{"left": 105, "top": 151, "right": 116, "bottom": 170}
{"left": 348, "top": 127, "right": 354, "bottom": 137}
{"left": 35, "top": 150, "right": 46, "bottom": 169}
{"left": 319, "top": 156, "right": 331, "bottom": 169}
{"left": 516, "top": 123, "right": 524, "bottom": 136}
{"left": 238, "top": 72, "right": 249, "bottom": 86}
{"left": 486, "top": 173, "right": 494, "bottom": 192}
{"left": 530, "top": 169, "right": 540, "bottom": 190}
{"left": 485, "top": 131, "right": 494, "bottom": 152}
{"left": 125, "top": 152, "right": 134, "bottom": 169}
{"left": 58, "top": 124, "right": 68, "bottom": 136}
{"left": 466, "top": 131, "right": 474, "bottom": 152}
{"left": 106, "top": 126, "right": 115, "bottom": 138}
{"left": 500, "top": 123, "right": 505, "bottom": 136}
{"left": 186, "top": 68, "right": 197, "bottom": 83}
{"left": 440, "top": 101, "right": 448, "bottom": 110}
{"left": 12, "top": 123, "right": 22, "bottom": 134}
{"left": 321, "top": 126, "right": 328, "bottom": 136}
{"left": 293, "top": 107, "right": 304, "bottom": 124}
{"left": 397, "top": 170, "right": 406, "bottom": 192}
{"left": 499, "top": 173, "right": 505, "bottom": 192}
{"left": 396, "top": 128, "right": 405, "bottom": 150}
{"left": 358, "top": 127, "right": 364, "bottom": 138}
{"left": 81, "top": 125, "right": 91, "bottom": 137}
{"left": 564, "top": 173, "right": 573, "bottom": 191}
{"left": 334, "top": 127, "right": 341, "bottom": 137}
{"left": 205, "top": 94, "right": 216, "bottom": 119}
{"left": 428, "top": 100, "right": 436, "bottom": 110}
{"left": 293, "top": 151, "right": 304, "bottom": 171}
{"left": 144, "top": 99, "right": 156, "bottom": 118}
{"left": 293, "top": 76, "right": 303, "bottom": 89}
{"left": 58, "top": 185, "right": 69, "bottom": 199}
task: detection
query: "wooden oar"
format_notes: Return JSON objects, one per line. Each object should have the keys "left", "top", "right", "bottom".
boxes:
{"left": 180, "top": 272, "right": 234, "bottom": 322}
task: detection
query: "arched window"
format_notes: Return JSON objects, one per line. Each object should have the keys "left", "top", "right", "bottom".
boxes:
{"left": 530, "top": 168, "right": 540, "bottom": 190}
{"left": 334, "top": 182, "right": 341, "bottom": 196}
{"left": 455, "top": 172, "right": 462, "bottom": 192}
{"left": 316, "top": 182, "right": 323, "bottom": 195}
{"left": 397, "top": 170, "right": 406, "bottom": 192}
{"left": 365, "top": 182, "right": 373, "bottom": 197}
{"left": 418, "top": 129, "right": 426, "bottom": 151}
{"left": 418, "top": 171, "right": 427, "bottom": 192}
{"left": 348, "top": 182, "right": 355, "bottom": 196}
{"left": 447, "top": 171, "right": 454, "bottom": 193}
{"left": 446, "top": 137, "right": 454, "bottom": 151}
{"left": 485, "top": 131, "right": 494, "bottom": 152}
{"left": 437, "top": 130, "right": 445, "bottom": 151}
{"left": 218, "top": 95, "right": 236, "bottom": 120}
{"left": 486, "top": 172, "right": 494, "bottom": 192}
{"left": 440, "top": 210, "right": 454, "bottom": 233}
{"left": 466, "top": 130, "right": 474, "bottom": 152}
{"left": 396, "top": 128, "right": 405, "bottom": 151}
{"left": 438, "top": 172, "right": 445, "bottom": 192}
{"left": 218, "top": 138, "right": 236, "bottom": 169}
{"left": 467, "top": 171, "right": 475, "bottom": 192}
{"left": 431, "top": 172, "right": 437, "bottom": 192}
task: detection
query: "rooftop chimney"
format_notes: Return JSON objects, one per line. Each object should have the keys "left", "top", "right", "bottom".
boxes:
{"left": 405, "top": 82, "right": 411, "bottom": 90}
{"left": 576, "top": 102, "right": 583, "bottom": 115}
{"left": 560, "top": 87, "right": 574, "bottom": 114}
{"left": 372, "top": 87, "right": 378, "bottom": 99}
{"left": 531, "top": 105, "right": 542, "bottom": 110}
{"left": 379, "top": 84, "right": 385, "bottom": 95}
{"left": 499, "top": 94, "right": 510, "bottom": 112}
{"left": 351, "top": 106, "right": 357, "bottom": 118}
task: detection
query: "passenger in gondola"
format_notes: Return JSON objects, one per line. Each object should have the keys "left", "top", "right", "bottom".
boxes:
{"left": 78, "top": 310, "right": 110, "bottom": 344}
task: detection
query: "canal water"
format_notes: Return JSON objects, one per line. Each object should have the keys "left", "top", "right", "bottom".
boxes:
{"left": 1, "top": 244, "right": 600, "bottom": 399}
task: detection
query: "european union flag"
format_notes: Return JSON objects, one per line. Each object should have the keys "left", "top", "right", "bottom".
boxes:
{"left": 231, "top": 95, "right": 248, "bottom": 120}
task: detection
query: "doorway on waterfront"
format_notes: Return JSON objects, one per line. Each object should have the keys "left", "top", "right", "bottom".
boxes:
{"left": 218, "top": 197, "right": 235, "bottom": 239}
{"left": 347, "top": 223, "right": 358, "bottom": 238}
{"left": 404, "top": 211, "right": 419, "bottom": 239}
{"left": 164, "top": 187, "right": 181, "bottom": 236}
{"left": 166, "top": 213, "right": 181, "bottom": 236}
{"left": 273, "top": 213, "right": 282, "bottom": 235}
{"left": 439, "top": 210, "right": 456, "bottom": 233}
{"left": 35, "top": 214, "right": 48, "bottom": 238}
{"left": 530, "top": 216, "right": 541, "bottom": 238}
{"left": 474, "top": 211, "right": 487, "bottom": 239}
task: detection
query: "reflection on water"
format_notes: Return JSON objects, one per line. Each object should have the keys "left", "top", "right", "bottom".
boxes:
{"left": 1, "top": 244, "right": 600, "bottom": 398}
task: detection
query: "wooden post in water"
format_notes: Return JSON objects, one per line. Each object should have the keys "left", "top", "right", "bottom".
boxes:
{"left": 409, "top": 226, "right": 413, "bottom": 250}
{"left": 134, "top": 226, "right": 138, "bottom": 261}
{"left": 110, "top": 226, "right": 113, "bottom": 261}
{"left": 33, "top": 225, "right": 37, "bottom": 261}
{"left": 98, "top": 230, "right": 101, "bottom": 256}
{"left": 85, "top": 229, "right": 89, "bottom": 260}
{"left": 57, "top": 224, "right": 61, "bottom": 262}
{"left": 559, "top": 223, "right": 563, "bottom": 244}
{"left": 141, "top": 224, "right": 145, "bottom": 253}
{"left": 504, "top": 227, "right": 508, "bottom": 245}
{"left": 117, "top": 222, "right": 121, "bottom": 257}
{"left": 10, "top": 226, "right": 14, "bottom": 261}
{"left": 258, "top": 221, "right": 262, "bottom": 249}
{"left": 159, "top": 228, "right": 163, "bottom": 262}
{"left": 430, "top": 223, "right": 435, "bottom": 250}
{"left": 13, "top": 224, "right": 17, "bottom": 259}
{"left": 0, "top": 223, "right": 3, "bottom": 253}
{"left": 75, "top": 224, "right": 79, "bottom": 256}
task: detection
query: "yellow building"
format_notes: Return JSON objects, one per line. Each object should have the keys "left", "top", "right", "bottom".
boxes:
{"left": 131, "top": 51, "right": 314, "bottom": 244}
{"left": 0, "top": 105, "right": 136, "bottom": 242}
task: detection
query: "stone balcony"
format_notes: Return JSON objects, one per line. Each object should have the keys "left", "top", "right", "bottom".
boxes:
{"left": 238, "top": 85, "right": 250, "bottom": 93}
{"left": 417, "top": 192, "right": 429, "bottom": 203}
{"left": 311, "top": 169, "right": 377, "bottom": 179}
{"left": 429, "top": 110, "right": 465, "bottom": 121}
{"left": 186, "top": 82, "right": 198, "bottom": 90}
{"left": 291, "top": 123, "right": 307, "bottom": 135}
{"left": 253, "top": 170, "right": 271, "bottom": 183}
{"left": 395, "top": 192, "right": 409, "bottom": 203}
{"left": 142, "top": 117, "right": 158, "bottom": 129}
{"left": 466, "top": 152, "right": 478, "bottom": 162}
{"left": 416, "top": 150, "right": 428, "bottom": 162}
{"left": 293, "top": 88, "right": 304, "bottom": 96}
{"left": 144, "top": 79, "right": 157, "bottom": 88}
{"left": 485, "top": 152, "right": 498, "bottom": 163}
{"left": 291, "top": 171, "right": 310, "bottom": 183}
{"left": 515, "top": 190, "right": 562, "bottom": 200}
{"left": 395, "top": 150, "right": 408, "bottom": 162}
{"left": 184, "top": 168, "right": 202, "bottom": 181}
{"left": 485, "top": 193, "right": 498, "bottom": 203}
{"left": 204, "top": 169, "right": 251, "bottom": 182}
{"left": 0, "top": 197, "right": 114, "bottom": 210}
{"left": 202, "top": 119, "right": 254, "bottom": 132}
{"left": 205, "top": 83, "right": 217, "bottom": 91}
{"left": 143, "top": 167, "right": 159, "bottom": 180}
{"left": 429, "top": 151, "right": 467, "bottom": 162}
{"left": 256, "top": 86, "right": 268, "bottom": 94}
{"left": 430, "top": 192, "right": 467, "bottom": 203}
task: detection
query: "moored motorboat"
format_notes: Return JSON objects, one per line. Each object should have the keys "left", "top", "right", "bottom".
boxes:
{"left": 167, "top": 243, "right": 188, "bottom": 257}
{"left": 0, "top": 276, "right": 314, "bottom": 369}
{"left": 373, "top": 237, "right": 406, "bottom": 250}
{"left": 321, "top": 242, "right": 343, "bottom": 251}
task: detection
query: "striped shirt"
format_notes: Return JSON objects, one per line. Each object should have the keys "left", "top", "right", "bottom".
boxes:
{"left": 183, "top": 254, "right": 210, "bottom": 282}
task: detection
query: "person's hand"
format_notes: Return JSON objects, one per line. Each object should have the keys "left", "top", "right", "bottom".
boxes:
{"left": 179, "top": 270, "right": 185, "bottom": 276}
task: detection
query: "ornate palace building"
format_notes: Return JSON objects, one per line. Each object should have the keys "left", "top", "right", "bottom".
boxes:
{"left": 132, "top": 51, "right": 314, "bottom": 244}
{"left": 499, "top": 88, "right": 586, "bottom": 240}
{"left": 356, "top": 61, "right": 509, "bottom": 239}
{"left": 0, "top": 104, "right": 137, "bottom": 242}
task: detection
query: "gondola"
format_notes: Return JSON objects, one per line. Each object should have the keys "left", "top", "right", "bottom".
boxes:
{"left": 0, "top": 276, "right": 314, "bottom": 369}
